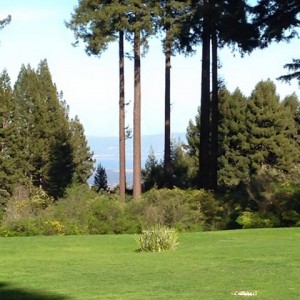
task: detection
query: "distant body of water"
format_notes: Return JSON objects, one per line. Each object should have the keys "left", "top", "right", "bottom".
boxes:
{"left": 87, "top": 133, "right": 186, "bottom": 187}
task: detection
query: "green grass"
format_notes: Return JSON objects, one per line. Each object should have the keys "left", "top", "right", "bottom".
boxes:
{"left": 0, "top": 228, "right": 299, "bottom": 299}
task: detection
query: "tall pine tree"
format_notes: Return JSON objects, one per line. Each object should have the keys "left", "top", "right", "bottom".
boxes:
{"left": 69, "top": 115, "right": 95, "bottom": 184}
{"left": 246, "top": 80, "right": 299, "bottom": 173}
{"left": 67, "top": 0, "right": 128, "bottom": 201}
{"left": 0, "top": 70, "right": 21, "bottom": 198}
{"left": 218, "top": 88, "right": 250, "bottom": 189}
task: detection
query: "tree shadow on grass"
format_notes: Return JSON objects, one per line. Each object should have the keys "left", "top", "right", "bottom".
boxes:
{"left": 0, "top": 282, "right": 72, "bottom": 300}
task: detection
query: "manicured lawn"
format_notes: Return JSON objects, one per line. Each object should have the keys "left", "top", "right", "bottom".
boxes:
{"left": 0, "top": 228, "right": 299, "bottom": 299}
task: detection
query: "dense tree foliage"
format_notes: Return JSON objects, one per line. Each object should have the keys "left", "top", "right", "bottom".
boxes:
{"left": 218, "top": 88, "right": 249, "bottom": 189}
{"left": 173, "top": 0, "right": 260, "bottom": 190}
{"left": 246, "top": 80, "right": 299, "bottom": 173}
{"left": 0, "top": 61, "right": 94, "bottom": 200}
{"left": 253, "top": 0, "right": 300, "bottom": 46}
{"left": 148, "top": 80, "right": 300, "bottom": 192}
{"left": 254, "top": 1, "right": 300, "bottom": 93}
{"left": 0, "top": 70, "right": 19, "bottom": 200}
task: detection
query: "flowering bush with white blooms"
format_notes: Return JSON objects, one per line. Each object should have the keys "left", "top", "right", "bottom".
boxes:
{"left": 231, "top": 291, "right": 257, "bottom": 297}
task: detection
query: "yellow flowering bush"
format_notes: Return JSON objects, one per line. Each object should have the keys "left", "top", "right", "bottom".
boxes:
{"left": 43, "top": 220, "right": 66, "bottom": 235}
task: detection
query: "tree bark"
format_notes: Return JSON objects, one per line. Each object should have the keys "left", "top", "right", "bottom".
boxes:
{"left": 210, "top": 25, "right": 218, "bottom": 191}
{"left": 119, "top": 30, "right": 126, "bottom": 202}
{"left": 164, "top": 29, "right": 172, "bottom": 188}
{"left": 199, "top": 9, "right": 211, "bottom": 190}
{"left": 133, "top": 31, "right": 142, "bottom": 199}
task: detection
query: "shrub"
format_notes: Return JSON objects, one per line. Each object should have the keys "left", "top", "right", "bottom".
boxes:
{"left": 42, "top": 220, "right": 66, "bottom": 236}
{"left": 0, "top": 226, "right": 12, "bottom": 237}
{"left": 89, "top": 196, "right": 140, "bottom": 234}
{"left": 236, "top": 211, "right": 280, "bottom": 229}
{"left": 1, "top": 187, "right": 53, "bottom": 236}
{"left": 136, "top": 225, "right": 179, "bottom": 252}
{"left": 1, "top": 218, "right": 43, "bottom": 236}
{"left": 45, "top": 184, "right": 110, "bottom": 235}
{"left": 141, "top": 188, "right": 223, "bottom": 231}
{"left": 281, "top": 210, "right": 300, "bottom": 227}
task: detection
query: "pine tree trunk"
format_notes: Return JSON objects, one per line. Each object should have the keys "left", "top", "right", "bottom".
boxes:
{"left": 164, "top": 30, "right": 172, "bottom": 188}
{"left": 133, "top": 31, "right": 142, "bottom": 199}
{"left": 199, "top": 10, "right": 211, "bottom": 190}
{"left": 119, "top": 30, "right": 126, "bottom": 202}
{"left": 210, "top": 26, "right": 218, "bottom": 191}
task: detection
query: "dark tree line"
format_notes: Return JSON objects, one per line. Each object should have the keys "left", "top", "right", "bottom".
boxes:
{"left": 0, "top": 60, "right": 94, "bottom": 200}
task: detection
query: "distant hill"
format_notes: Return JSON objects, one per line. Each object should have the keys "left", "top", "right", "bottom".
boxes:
{"left": 87, "top": 133, "right": 186, "bottom": 187}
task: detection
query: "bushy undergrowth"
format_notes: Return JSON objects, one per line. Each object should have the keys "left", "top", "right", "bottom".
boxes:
{"left": 136, "top": 225, "right": 179, "bottom": 252}
{"left": 1, "top": 179, "right": 299, "bottom": 236}
{"left": 236, "top": 211, "right": 280, "bottom": 229}
{"left": 230, "top": 167, "right": 300, "bottom": 229}
{"left": 0, "top": 185, "right": 223, "bottom": 236}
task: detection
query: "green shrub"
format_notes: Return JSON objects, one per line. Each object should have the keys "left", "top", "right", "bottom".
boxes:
{"left": 0, "top": 226, "right": 12, "bottom": 237}
{"left": 141, "top": 188, "right": 223, "bottom": 231}
{"left": 1, "top": 187, "right": 53, "bottom": 236}
{"left": 281, "top": 210, "right": 300, "bottom": 227}
{"left": 136, "top": 225, "right": 179, "bottom": 252}
{"left": 89, "top": 196, "right": 140, "bottom": 234}
{"left": 236, "top": 211, "right": 280, "bottom": 229}
{"left": 1, "top": 218, "right": 43, "bottom": 236}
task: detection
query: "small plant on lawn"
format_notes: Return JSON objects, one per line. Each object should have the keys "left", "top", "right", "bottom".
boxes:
{"left": 136, "top": 225, "right": 179, "bottom": 252}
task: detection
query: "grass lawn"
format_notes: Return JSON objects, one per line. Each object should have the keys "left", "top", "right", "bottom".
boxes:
{"left": 0, "top": 228, "right": 299, "bottom": 299}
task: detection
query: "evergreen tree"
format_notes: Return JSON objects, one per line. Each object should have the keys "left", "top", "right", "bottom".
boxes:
{"left": 94, "top": 163, "right": 108, "bottom": 192}
{"left": 11, "top": 61, "right": 93, "bottom": 199}
{"left": 253, "top": 0, "right": 300, "bottom": 47}
{"left": 0, "top": 15, "right": 11, "bottom": 32}
{"left": 46, "top": 129, "right": 74, "bottom": 199}
{"left": 277, "top": 59, "right": 300, "bottom": 86}
{"left": 67, "top": 0, "right": 128, "bottom": 202}
{"left": 142, "top": 148, "right": 164, "bottom": 191}
{"left": 0, "top": 70, "right": 20, "bottom": 198}
{"left": 186, "top": 108, "right": 200, "bottom": 159}
{"left": 186, "top": 88, "right": 250, "bottom": 190}
{"left": 254, "top": 1, "right": 300, "bottom": 86}
{"left": 37, "top": 60, "right": 76, "bottom": 198}
{"left": 69, "top": 115, "right": 95, "bottom": 184}
{"left": 124, "top": 0, "right": 155, "bottom": 199}
{"left": 282, "top": 93, "right": 300, "bottom": 147}
{"left": 176, "top": 0, "right": 259, "bottom": 190}
{"left": 218, "top": 88, "right": 250, "bottom": 189}
{"left": 152, "top": 0, "right": 190, "bottom": 188}
{"left": 13, "top": 64, "right": 42, "bottom": 185}
{"left": 246, "top": 80, "right": 299, "bottom": 173}
{"left": 142, "top": 141, "right": 196, "bottom": 191}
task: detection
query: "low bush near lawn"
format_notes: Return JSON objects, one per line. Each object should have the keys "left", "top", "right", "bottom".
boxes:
{"left": 0, "top": 185, "right": 224, "bottom": 236}
{"left": 136, "top": 225, "right": 179, "bottom": 252}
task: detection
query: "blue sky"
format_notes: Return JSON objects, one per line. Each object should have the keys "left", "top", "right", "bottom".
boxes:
{"left": 0, "top": 0, "right": 299, "bottom": 137}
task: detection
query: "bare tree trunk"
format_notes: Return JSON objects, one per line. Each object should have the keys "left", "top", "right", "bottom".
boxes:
{"left": 164, "top": 30, "right": 172, "bottom": 188}
{"left": 133, "top": 31, "right": 142, "bottom": 199}
{"left": 119, "top": 30, "right": 126, "bottom": 202}
{"left": 199, "top": 9, "right": 211, "bottom": 190}
{"left": 210, "top": 26, "right": 218, "bottom": 191}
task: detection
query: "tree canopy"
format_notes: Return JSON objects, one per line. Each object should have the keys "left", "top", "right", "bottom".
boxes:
{"left": 0, "top": 61, "right": 94, "bottom": 200}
